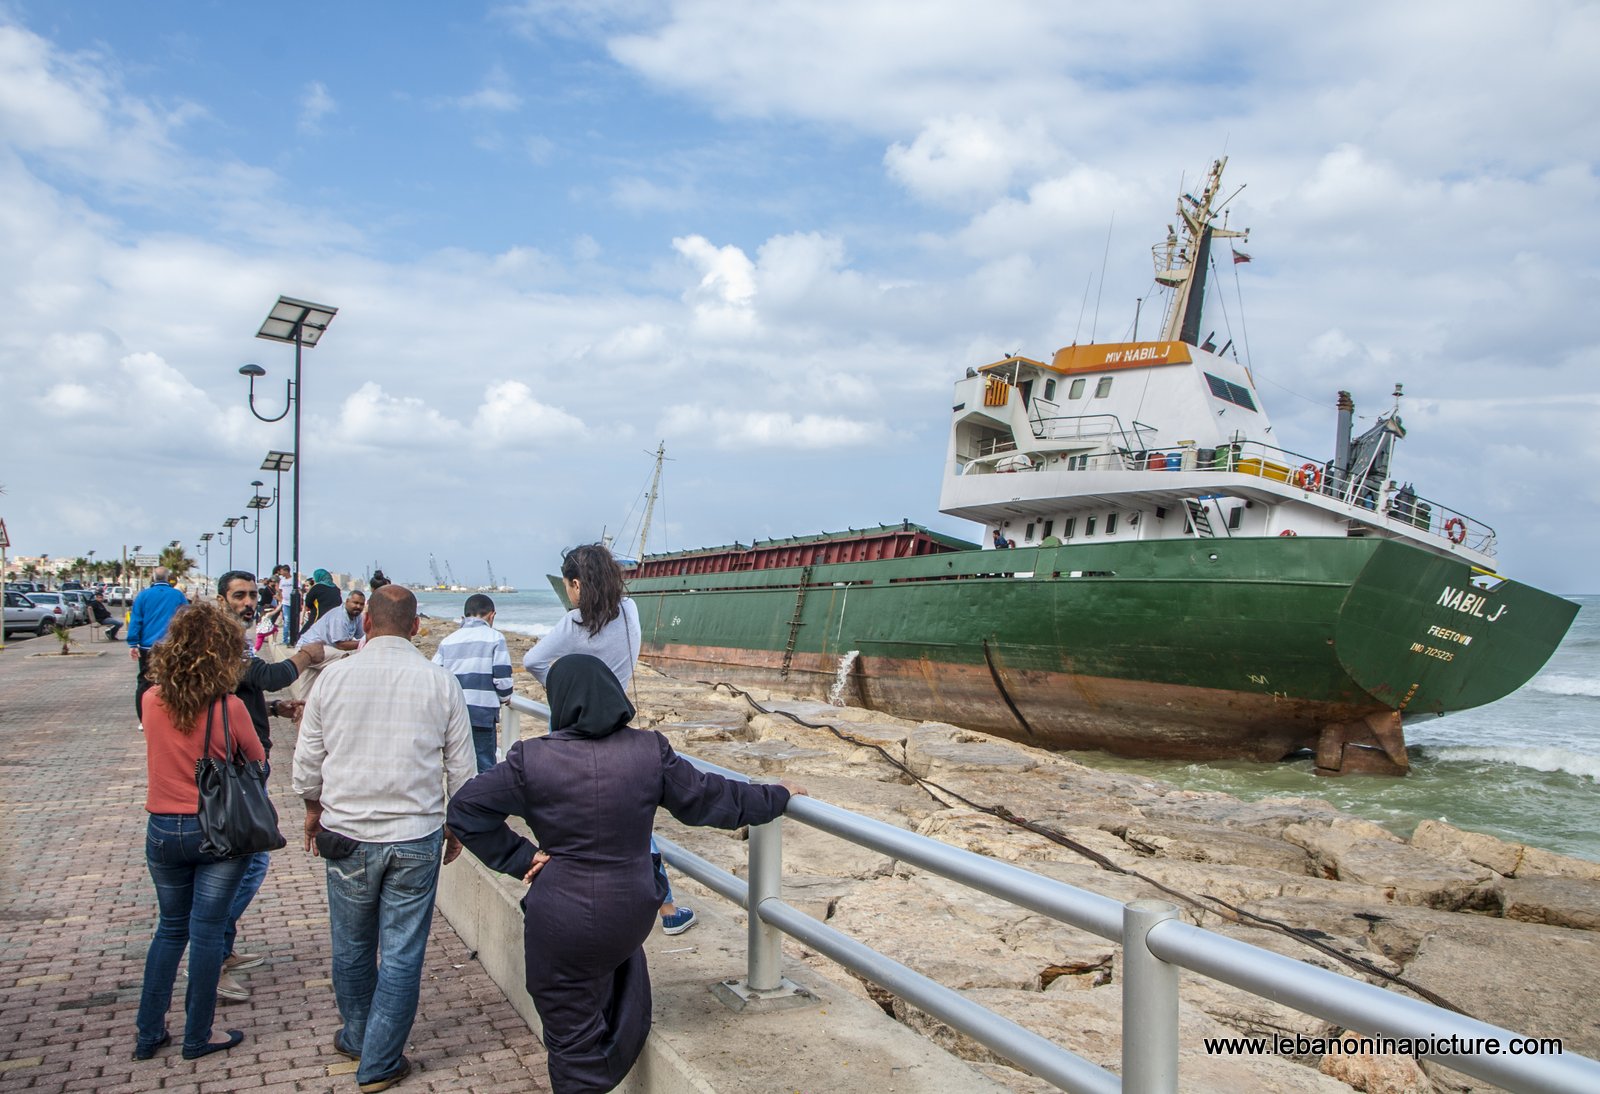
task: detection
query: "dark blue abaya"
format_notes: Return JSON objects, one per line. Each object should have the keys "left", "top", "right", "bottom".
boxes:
{"left": 447, "top": 655, "right": 791, "bottom": 1093}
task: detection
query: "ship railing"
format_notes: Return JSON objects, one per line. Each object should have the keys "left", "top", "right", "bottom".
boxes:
{"left": 1127, "top": 439, "right": 1498, "bottom": 555}
{"left": 1029, "top": 411, "right": 1156, "bottom": 452}
{"left": 499, "top": 692, "right": 1597, "bottom": 1093}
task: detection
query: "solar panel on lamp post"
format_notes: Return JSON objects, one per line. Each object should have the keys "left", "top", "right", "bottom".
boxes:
{"left": 260, "top": 451, "right": 293, "bottom": 571}
{"left": 241, "top": 296, "right": 337, "bottom": 637}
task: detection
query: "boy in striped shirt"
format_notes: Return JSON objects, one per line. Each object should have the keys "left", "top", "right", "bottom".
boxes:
{"left": 432, "top": 594, "right": 514, "bottom": 772}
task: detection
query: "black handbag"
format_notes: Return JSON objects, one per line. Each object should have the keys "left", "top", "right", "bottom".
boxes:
{"left": 194, "top": 698, "right": 287, "bottom": 858}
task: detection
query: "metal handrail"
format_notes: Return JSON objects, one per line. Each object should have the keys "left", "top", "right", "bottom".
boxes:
{"left": 499, "top": 694, "right": 1600, "bottom": 1093}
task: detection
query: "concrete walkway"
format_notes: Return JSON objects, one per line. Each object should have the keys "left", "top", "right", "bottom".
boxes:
{"left": 0, "top": 632, "right": 550, "bottom": 1094}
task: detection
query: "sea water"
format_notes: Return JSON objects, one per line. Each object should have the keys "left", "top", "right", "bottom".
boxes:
{"left": 414, "top": 585, "right": 1599, "bottom": 863}
{"left": 1069, "top": 594, "right": 1600, "bottom": 863}
{"left": 414, "top": 587, "right": 567, "bottom": 638}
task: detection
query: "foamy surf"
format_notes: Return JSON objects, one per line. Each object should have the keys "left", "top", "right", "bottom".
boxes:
{"left": 1528, "top": 672, "right": 1600, "bottom": 698}
{"left": 1428, "top": 745, "right": 1600, "bottom": 781}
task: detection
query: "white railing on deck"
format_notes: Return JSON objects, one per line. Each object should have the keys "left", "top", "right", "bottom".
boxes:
{"left": 498, "top": 693, "right": 1595, "bottom": 1093}
{"left": 955, "top": 438, "right": 1496, "bottom": 555}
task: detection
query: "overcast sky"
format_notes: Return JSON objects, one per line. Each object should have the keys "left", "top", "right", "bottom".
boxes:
{"left": 2, "top": 1, "right": 1596, "bottom": 593}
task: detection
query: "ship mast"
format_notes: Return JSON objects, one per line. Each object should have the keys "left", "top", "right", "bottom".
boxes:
{"left": 1152, "top": 157, "right": 1248, "bottom": 345}
{"left": 635, "top": 441, "right": 666, "bottom": 562}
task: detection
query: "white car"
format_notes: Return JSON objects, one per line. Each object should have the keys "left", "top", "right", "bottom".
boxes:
{"left": 20, "top": 592, "right": 72, "bottom": 632}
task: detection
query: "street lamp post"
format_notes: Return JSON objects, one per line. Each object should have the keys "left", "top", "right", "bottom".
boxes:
{"left": 220, "top": 518, "right": 238, "bottom": 571}
{"left": 259, "top": 452, "right": 292, "bottom": 569}
{"left": 248, "top": 481, "right": 272, "bottom": 578}
{"left": 240, "top": 296, "right": 338, "bottom": 646}
{"left": 240, "top": 509, "right": 261, "bottom": 579}
{"left": 198, "top": 534, "right": 212, "bottom": 581}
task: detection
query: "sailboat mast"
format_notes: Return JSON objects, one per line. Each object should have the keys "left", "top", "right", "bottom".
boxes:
{"left": 635, "top": 441, "right": 666, "bottom": 562}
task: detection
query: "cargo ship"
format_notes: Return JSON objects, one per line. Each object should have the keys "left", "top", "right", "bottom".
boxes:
{"left": 600, "top": 159, "right": 1578, "bottom": 775}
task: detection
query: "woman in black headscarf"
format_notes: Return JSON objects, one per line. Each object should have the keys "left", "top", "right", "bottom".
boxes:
{"left": 447, "top": 654, "right": 803, "bottom": 1094}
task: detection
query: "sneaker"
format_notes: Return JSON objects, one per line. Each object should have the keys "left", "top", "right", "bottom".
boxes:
{"left": 223, "top": 951, "right": 265, "bottom": 972}
{"left": 358, "top": 1055, "right": 413, "bottom": 1092}
{"left": 661, "top": 907, "right": 697, "bottom": 935}
{"left": 216, "top": 971, "right": 250, "bottom": 1002}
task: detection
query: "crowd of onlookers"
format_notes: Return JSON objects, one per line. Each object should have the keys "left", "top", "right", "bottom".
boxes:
{"left": 124, "top": 546, "right": 802, "bottom": 1093}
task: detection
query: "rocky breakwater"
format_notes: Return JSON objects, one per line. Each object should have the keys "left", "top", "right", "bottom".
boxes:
{"left": 419, "top": 624, "right": 1600, "bottom": 1093}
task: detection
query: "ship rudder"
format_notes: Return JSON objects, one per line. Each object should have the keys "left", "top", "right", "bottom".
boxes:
{"left": 1314, "top": 712, "right": 1409, "bottom": 777}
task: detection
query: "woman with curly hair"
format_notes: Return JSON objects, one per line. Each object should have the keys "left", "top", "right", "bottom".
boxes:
{"left": 133, "top": 601, "right": 262, "bottom": 1063}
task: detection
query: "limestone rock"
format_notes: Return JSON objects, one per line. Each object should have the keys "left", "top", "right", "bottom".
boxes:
{"left": 1400, "top": 921, "right": 1600, "bottom": 1090}
{"left": 1411, "top": 819, "right": 1600, "bottom": 881}
{"left": 652, "top": 707, "right": 753, "bottom": 742}
{"left": 898, "top": 986, "right": 1354, "bottom": 1092}
{"left": 1495, "top": 875, "right": 1600, "bottom": 931}
{"left": 1318, "top": 1033, "right": 1433, "bottom": 1094}
{"left": 1144, "top": 795, "right": 1350, "bottom": 839}
{"left": 906, "top": 724, "right": 1040, "bottom": 778}
{"left": 825, "top": 878, "right": 1047, "bottom": 990}
{"left": 1111, "top": 818, "right": 1313, "bottom": 875}
{"left": 1281, "top": 823, "right": 1494, "bottom": 910}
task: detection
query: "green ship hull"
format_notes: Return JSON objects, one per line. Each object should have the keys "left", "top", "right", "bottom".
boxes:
{"left": 615, "top": 536, "right": 1576, "bottom": 774}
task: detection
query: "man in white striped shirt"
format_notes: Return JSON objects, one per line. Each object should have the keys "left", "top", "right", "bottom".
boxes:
{"left": 292, "top": 585, "right": 474, "bottom": 1092}
{"left": 431, "top": 594, "right": 514, "bottom": 773}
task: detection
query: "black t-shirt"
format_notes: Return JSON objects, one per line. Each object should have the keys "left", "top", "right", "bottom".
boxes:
{"left": 305, "top": 582, "right": 340, "bottom": 624}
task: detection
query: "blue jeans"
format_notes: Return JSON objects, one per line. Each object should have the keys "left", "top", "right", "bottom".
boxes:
{"left": 224, "top": 761, "right": 271, "bottom": 956}
{"left": 471, "top": 725, "right": 497, "bottom": 774}
{"left": 325, "top": 829, "right": 443, "bottom": 1084}
{"left": 136, "top": 814, "right": 251, "bottom": 1055}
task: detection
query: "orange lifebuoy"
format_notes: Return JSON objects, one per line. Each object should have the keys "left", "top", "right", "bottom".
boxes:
{"left": 1279, "top": 529, "right": 1298, "bottom": 537}
{"left": 1293, "top": 463, "right": 1323, "bottom": 491}
{"left": 1444, "top": 517, "right": 1466, "bottom": 544}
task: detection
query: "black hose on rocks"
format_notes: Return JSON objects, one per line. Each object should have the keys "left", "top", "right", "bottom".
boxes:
{"left": 700, "top": 680, "right": 1472, "bottom": 1018}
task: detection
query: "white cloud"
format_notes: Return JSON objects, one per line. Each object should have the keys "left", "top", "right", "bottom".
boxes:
{"left": 443, "top": 66, "right": 523, "bottom": 112}
{"left": 673, "top": 234, "right": 757, "bottom": 338}
{"left": 470, "top": 381, "right": 587, "bottom": 445}
{"left": 659, "top": 405, "right": 884, "bottom": 449}
{"left": 298, "top": 81, "right": 336, "bottom": 134}
{"left": 332, "top": 382, "right": 465, "bottom": 450}
{"left": 885, "top": 114, "right": 1057, "bottom": 207}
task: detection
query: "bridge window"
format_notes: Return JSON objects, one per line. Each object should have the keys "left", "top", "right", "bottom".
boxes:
{"left": 1043, "top": 379, "right": 1057, "bottom": 400}
{"left": 1042, "top": 519, "right": 1054, "bottom": 538}
{"left": 1025, "top": 521, "right": 1036, "bottom": 541}
{"left": 1228, "top": 507, "right": 1243, "bottom": 529}
{"left": 1106, "top": 513, "right": 1118, "bottom": 534}
{"left": 1204, "top": 372, "right": 1257, "bottom": 411}
{"left": 1094, "top": 377, "right": 1113, "bottom": 398}
{"left": 1069, "top": 378, "right": 1086, "bottom": 399}
{"left": 1066, "top": 454, "right": 1089, "bottom": 470}
{"left": 1086, "top": 516, "right": 1097, "bottom": 535}
{"left": 1062, "top": 517, "right": 1076, "bottom": 538}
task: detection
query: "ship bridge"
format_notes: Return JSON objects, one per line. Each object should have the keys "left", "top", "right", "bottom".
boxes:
{"left": 942, "top": 344, "right": 1497, "bottom": 567}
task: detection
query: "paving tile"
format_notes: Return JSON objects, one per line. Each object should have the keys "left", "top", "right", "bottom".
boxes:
{"left": 0, "top": 646, "right": 548, "bottom": 1092}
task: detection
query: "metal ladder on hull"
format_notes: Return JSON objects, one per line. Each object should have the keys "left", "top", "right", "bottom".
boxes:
{"left": 779, "top": 564, "right": 813, "bottom": 679}
{"left": 1184, "top": 497, "right": 1216, "bottom": 538}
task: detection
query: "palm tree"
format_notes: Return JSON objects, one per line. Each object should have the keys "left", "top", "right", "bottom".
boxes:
{"left": 158, "top": 545, "right": 195, "bottom": 585}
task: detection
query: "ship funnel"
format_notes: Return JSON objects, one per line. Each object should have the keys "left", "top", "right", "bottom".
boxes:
{"left": 1334, "top": 391, "right": 1354, "bottom": 496}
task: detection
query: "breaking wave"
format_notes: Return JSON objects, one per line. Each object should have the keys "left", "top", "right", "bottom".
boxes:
{"left": 1429, "top": 745, "right": 1600, "bottom": 782}
{"left": 498, "top": 621, "right": 553, "bottom": 639}
{"left": 1527, "top": 673, "right": 1600, "bottom": 698}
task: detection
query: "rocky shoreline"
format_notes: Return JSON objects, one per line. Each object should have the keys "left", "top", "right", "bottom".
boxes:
{"left": 418, "top": 619, "right": 1600, "bottom": 1093}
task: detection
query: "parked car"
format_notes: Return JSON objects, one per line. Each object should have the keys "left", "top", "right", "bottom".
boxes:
{"left": 59, "top": 590, "right": 91, "bottom": 624}
{"left": 4, "top": 591, "right": 56, "bottom": 637}
{"left": 106, "top": 585, "right": 132, "bottom": 605}
{"left": 23, "top": 592, "right": 72, "bottom": 632}
{"left": 61, "top": 580, "right": 84, "bottom": 591}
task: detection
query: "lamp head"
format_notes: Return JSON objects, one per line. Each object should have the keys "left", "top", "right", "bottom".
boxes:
{"left": 251, "top": 480, "right": 263, "bottom": 488}
{"left": 239, "top": 363, "right": 267, "bottom": 378}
